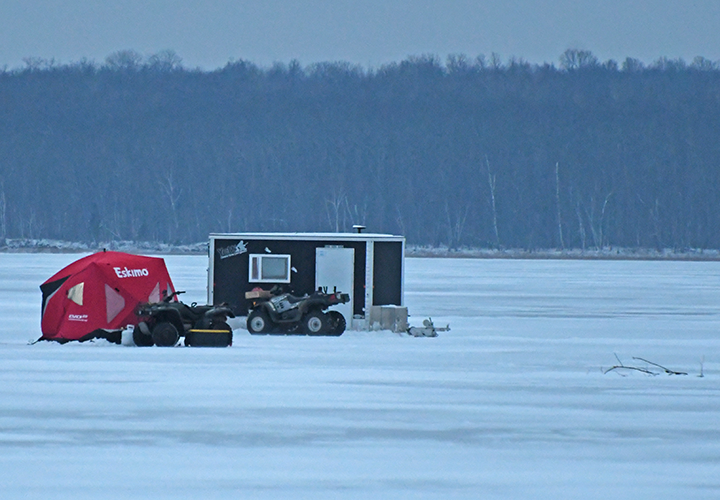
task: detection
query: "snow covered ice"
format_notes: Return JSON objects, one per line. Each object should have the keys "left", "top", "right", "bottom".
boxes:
{"left": 1, "top": 253, "right": 719, "bottom": 499}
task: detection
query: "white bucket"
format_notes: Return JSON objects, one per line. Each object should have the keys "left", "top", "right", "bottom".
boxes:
{"left": 121, "top": 325, "right": 136, "bottom": 346}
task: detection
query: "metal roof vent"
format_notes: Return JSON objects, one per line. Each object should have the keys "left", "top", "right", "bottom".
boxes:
{"left": 352, "top": 225, "right": 366, "bottom": 234}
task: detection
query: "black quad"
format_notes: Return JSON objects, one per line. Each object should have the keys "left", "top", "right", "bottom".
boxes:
{"left": 135, "top": 291, "right": 235, "bottom": 347}
{"left": 246, "top": 287, "right": 349, "bottom": 336}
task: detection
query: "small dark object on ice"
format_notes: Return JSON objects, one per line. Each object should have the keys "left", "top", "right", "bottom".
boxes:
{"left": 406, "top": 318, "right": 449, "bottom": 337}
{"left": 603, "top": 354, "right": 687, "bottom": 376}
{"left": 632, "top": 357, "right": 687, "bottom": 375}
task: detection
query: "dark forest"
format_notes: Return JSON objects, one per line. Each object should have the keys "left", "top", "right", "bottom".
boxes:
{"left": 2, "top": 49, "right": 720, "bottom": 249}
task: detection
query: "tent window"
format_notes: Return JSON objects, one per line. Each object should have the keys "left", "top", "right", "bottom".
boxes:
{"left": 149, "top": 282, "right": 161, "bottom": 303}
{"left": 249, "top": 254, "right": 291, "bottom": 283}
{"left": 105, "top": 284, "right": 126, "bottom": 323}
{"left": 67, "top": 282, "right": 84, "bottom": 306}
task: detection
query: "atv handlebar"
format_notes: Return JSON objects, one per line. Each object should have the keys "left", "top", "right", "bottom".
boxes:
{"left": 163, "top": 290, "right": 185, "bottom": 302}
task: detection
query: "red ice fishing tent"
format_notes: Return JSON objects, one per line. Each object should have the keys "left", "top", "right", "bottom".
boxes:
{"left": 39, "top": 251, "right": 176, "bottom": 343}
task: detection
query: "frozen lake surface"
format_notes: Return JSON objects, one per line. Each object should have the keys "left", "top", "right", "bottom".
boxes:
{"left": 1, "top": 254, "right": 719, "bottom": 499}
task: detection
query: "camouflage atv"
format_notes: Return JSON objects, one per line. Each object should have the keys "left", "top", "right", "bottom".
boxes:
{"left": 245, "top": 286, "right": 349, "bottom": 336}
{"left": 135, "top": 290, "right": 234, "bottom": 347}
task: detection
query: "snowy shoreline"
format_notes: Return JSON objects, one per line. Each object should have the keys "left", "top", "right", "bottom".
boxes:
{"left": 2, "top": 238, "right": 720, "bottom": 261}
{"left": 0, "top": 238, "right": 208, "bottom": 255}
{"left": 407, "top": 245, "right": 720, "bottom": 261}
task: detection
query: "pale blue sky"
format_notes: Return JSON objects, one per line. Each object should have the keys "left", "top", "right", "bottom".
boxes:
{"left": 2, "top": 0, "right": 719, "bottom": 69}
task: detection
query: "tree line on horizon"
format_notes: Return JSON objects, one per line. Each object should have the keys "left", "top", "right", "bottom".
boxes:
{"left": 2, "top": 49, "right": 720, "bottom": 250}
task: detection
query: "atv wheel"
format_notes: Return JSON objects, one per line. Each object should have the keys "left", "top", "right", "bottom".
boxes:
{"left": 326, "top": 310, "right": 346, "bottom": 336}
{"left": 247, "top": 310, "right": 272, "bottom": 334}
{"left": 152, "top": 322, "right": 179, "bottom": 347}
{"left": 304, "top": 311, "right": 328, "bottom": 335}
{"left": 133, "top": 327, "right": 154, "bottom": 347}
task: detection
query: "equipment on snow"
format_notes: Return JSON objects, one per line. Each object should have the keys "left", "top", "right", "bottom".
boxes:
{"left": 406, "top": 318, "right": 449, "bottom": 337}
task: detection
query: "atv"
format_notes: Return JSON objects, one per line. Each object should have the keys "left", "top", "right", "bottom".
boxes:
{"left": 245, "top": 286, "right": 350, "bottom": 336}
{"left": 134, "top": 290, "right": 235, "bottom": 347}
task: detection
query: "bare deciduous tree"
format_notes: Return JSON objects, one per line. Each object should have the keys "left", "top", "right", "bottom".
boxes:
{"left": 444, "top": 201, "right": 469, "bottom": 249}
{"left": 560, "top": 49, "right": 598, "bottom": 70}
{"left": 0, "top": 178, "right": 6, "bottom": 240}
{"left": 159, "top": 171, "right": 182, "bottom": 242}
{"left": 555, "top": 162, "right": 564, "bottom": 249}
{"left": 486, "top": 156, "right": 501, "bottom": 248}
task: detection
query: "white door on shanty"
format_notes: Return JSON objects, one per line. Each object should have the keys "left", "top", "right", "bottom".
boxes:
{"left": 315, "top": 247, "right": 354, "bottom": 324}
